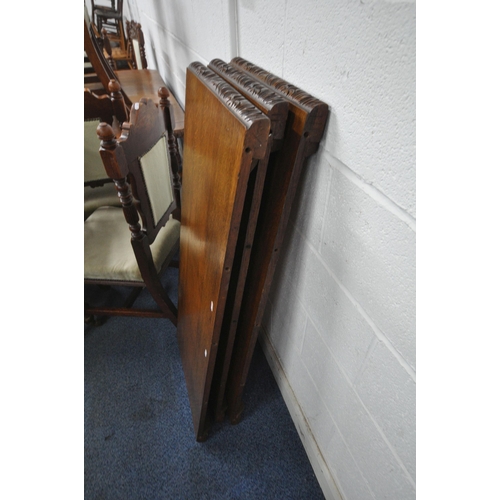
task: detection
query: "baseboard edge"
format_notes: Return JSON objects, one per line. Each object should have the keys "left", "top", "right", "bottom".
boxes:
{"left": 259, "top": 331, "right": 344, "bottom": 500}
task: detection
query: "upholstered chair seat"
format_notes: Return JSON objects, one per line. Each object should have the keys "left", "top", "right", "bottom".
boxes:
{"left": 85, "top": 206, "right": 180, "bottom": 282}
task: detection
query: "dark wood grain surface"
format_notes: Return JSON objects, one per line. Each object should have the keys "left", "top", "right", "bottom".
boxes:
{"left": 224, "top": 57, "right": 329, "bottom": 424}
{"left": 207, "top": 58, "right": 290, "bottom": 422}
{"left": 177, "top": 63, "right": 270, "bottom": 441}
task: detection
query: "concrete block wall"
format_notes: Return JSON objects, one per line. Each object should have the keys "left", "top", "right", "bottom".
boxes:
{"left": 92, "top": 0, "right": 416, "bottom": 498}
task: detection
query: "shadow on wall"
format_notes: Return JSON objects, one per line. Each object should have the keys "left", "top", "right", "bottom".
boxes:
{"left": 261, "top": 139, "right": 338, "bottom": 372}
{"left": 321, "top": 111, "right": 337, "bottom": 157}
{"left": 263, "top": 213, "right": 309, "bottom": 361}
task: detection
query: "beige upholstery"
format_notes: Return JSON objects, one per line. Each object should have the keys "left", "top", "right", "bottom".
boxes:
{"left": 139, "top": 135, "right": 174, "bottom": 225}
{"left": 84, "top": 119, "right": 108, "bottom": 183}
{"left": 84, "top": 206, "right": 181, "bottom": 282}
{"left": 132, "top": 39, "right": 142, "bottom": 70}
{"left": 84, "top": 183, "right": 120, "bottom": 220}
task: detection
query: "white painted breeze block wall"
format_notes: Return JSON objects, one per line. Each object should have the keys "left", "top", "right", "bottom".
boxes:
{"left": 94, "top": 0, "right": 416, "bottom": 498}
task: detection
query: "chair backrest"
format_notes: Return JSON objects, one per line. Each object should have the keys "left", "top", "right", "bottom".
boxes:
{"left": 92, "top": 0, "right": 124, "bottom": 43}
{"left": 84, "top": 80, "right": 128, "bottom": 186}
{"left": 96, "top": 96, "right": 177, "bottom": 243}
{"left": 95, "top": 0, "right": 121, "bottom": 13}
{"left": 100, "top": 28, "right": 119, "bottom": 70}
{"left": 89, "top": 1, "right": 116, "bottom": 12}
{"left": 84, "top": 79, "right": 128, "bottom": 124}
{"left": 90, "top": 0, "right": 120, "bottom": 20}
{"left": 84, "top": 15, "right": 117, "bottom": 97}
{"left": 126, "top": 20, "right": 148, "bottom": 70}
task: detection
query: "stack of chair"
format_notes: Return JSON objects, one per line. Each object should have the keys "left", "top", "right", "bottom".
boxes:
{"left": 86, "top": 0, "right": 130, "bottom": 70}
{"left": 101, "top": 20, "right": 148, "bottom": 71}
{"left": 84, "top": 8, "right": 183, "bottom": 208}
{"left": 84, "top": 7, "right": 183, "bottom": 121}
{"left": 90, "top": 0, "right": 125, "bottom": 47}
{"left": 176, "top": 60, "right": 328, "bottom": 442}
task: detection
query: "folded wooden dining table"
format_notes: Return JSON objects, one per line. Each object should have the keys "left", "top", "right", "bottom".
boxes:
{"left": 222, "top": 57, "right": 329, "bottom": 424}
{"left": 176, "top": 62, "right": 271, "bottom": 442}
{"left": 206, "top": 58, "right": 290, "bottom": 424}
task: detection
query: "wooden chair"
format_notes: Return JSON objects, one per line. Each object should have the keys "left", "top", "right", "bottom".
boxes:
{"left": 84, "top": 96, "right": 180, "bottom": 326}
{"left": 101, "top": 20, "right": 147, "bottom": 72}
{"left": 84, "top": 79, "right": 128, "bottom": 219}
{"left": 89, "top": 0, "right": 116, "bottom": 25}
{"left": 101, "top": 27, "right": 135, "bottom": 70}
{"left": 176, "top": 62, "right": 271, "bottom": 441}
{"left": 92, "top": 0, "right": 124, "bottom": 43}
{"left": 126, "top": 20, "right": 148, "bottom": 70}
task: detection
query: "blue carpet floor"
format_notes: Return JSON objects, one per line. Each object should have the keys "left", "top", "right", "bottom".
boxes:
{"left": 85, "top": 266, "right": 325, "bottom": 499}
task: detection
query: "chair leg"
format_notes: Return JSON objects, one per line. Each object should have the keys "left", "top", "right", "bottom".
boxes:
{"left": 146, "top": 279, "right": 178, "bottom": 326}
{"left": 132, "top": 239, "right": 179, "bottom": 326}
{"left": 84, "top": 312, "right": 107, "bottom": 327}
